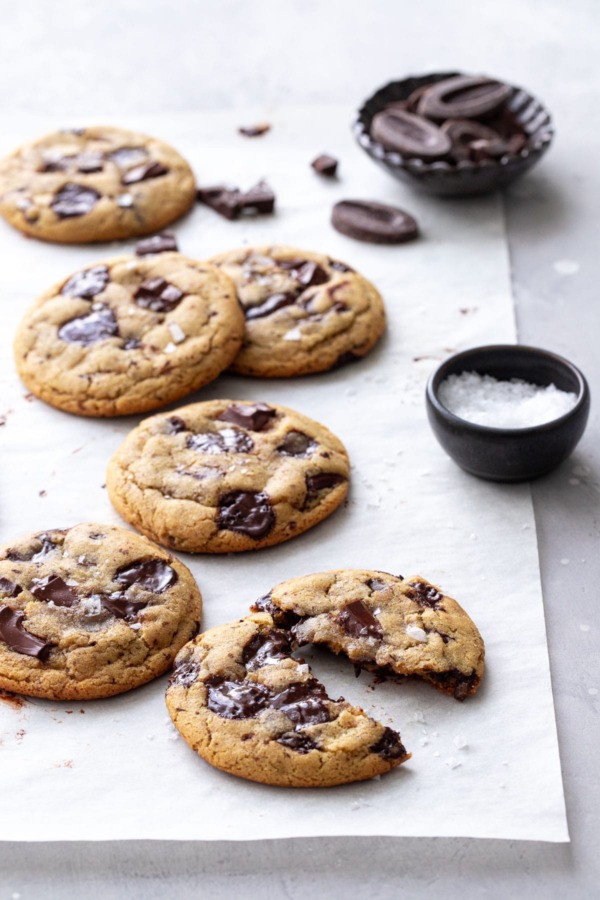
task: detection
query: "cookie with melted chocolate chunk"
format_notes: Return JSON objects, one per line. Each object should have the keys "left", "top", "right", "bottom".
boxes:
{"left": 206, "top": 245, "right": 386, "bottom": 377}
{"left": 13, "top": 253, "right": 244, "bottom": 417}
{"left": 0, "top": 523, "right": 202, "bottom": 700}
{"left": 0, "top": 126, "right": 196, "bottom": 243}
{"left": 257, "top": 570, "right": 484, "bottom": 700}
{"left": 106, "top": 399, "right": 350, "bottom": 553}
{"left": 166, "top": 612, "right": 409, "bottom": 787}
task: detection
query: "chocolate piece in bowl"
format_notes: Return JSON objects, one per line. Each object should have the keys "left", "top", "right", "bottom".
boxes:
{"left": 353, "top": 71, "right": 553, "bottom": 196}
{"left": 371, "top": 109, "right": 451, "bottom": 159}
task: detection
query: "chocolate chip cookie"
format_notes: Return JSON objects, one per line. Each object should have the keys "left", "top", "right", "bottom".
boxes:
{"left": 166, "top": 612, "right": 410, "bottom": 787}
{"left": 0, "top": 524, "right": 202, "bottom": 700}
{"left": 106, "top": 400, "right": 350, "bottom": 553}
{"left": 0, "top": 126, "right": 196, "bottom": 243}
{"left": 206, "top": 245, "right": 386, "bottom": 377}
{"left": 13, "top": 253, "right": 244, "bottom": 417}
{"left": 255, "top": 570, "right": 484, "bottom": 700}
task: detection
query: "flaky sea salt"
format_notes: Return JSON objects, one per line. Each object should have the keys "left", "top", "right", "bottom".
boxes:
{"left": 405, "top": 624, "right": 427, "bottom": 642}
{"left": 168, "top": 322, "right": 186, "bottom": 343}
{"left": 439, "top": 371, "right": 578, "bottom": 428}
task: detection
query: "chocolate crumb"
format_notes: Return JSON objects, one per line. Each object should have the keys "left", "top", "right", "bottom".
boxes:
{"left": 239, "top": 123, "right": 271, "bottom": 138}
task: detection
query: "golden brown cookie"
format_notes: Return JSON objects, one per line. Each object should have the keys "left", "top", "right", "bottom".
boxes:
{"left": 256, "top": 570, "right": 485, "bottom": 700}
{"left": 0, "top": 126, "right": 196, "bottom": 243}
{"left": 0, "top": 524, "right": 202, "bottom": 700}
{"left": 206, "top": 245, "right": 386, "bottom": 377}
{"left": 13, "top": 253, "right": 244, "bottom": 417}
{"left": 106, "top": 399, "right": 350, "bottom": 553}
{"left": 166, "top": 612, "right": 410, "bottom": 787}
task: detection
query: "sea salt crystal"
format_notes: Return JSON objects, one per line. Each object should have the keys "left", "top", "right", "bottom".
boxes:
{"left": 438, "top": 372, "right": 578, "bottom": 428}
{"left": 168, "top": 322, "right": 186, "bottom": 343}
{"left": 453, "top": 734, "right": 469, "bottom": 750}
{"left": 445, "top": 757, "right": 462, "bottom": 769}
{"left": 283, "top": 327, "right": 302, "bottom": 342}
{"left": 405, "top": 624, "right": 427, "bottom": 642}
{"left": 163, "top": 342, "right": 177, "bottom": 354}
{"left": 116, "top": 193, "right": 134, "bottom": 208}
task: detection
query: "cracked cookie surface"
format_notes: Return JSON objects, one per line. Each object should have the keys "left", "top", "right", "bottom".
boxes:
{"left": 106, "top": 399, "right": 350, "bottom": 553}
{"left": 0, "top": 523, "right": 202, "bottom": 700}
{"left": 255, "top": 570, "right": 484, "bottom": 700}
{"left": 0, "top": 126, "right": 196, "bottom": 243}
{"left": 206, "top": 245, "right": 386, "bottom": 377}
{"left": 14, "top": 252, "right": 244, "bottom": 417}
{"left": 166, "top": 612, "right": 410, "bottom": 787}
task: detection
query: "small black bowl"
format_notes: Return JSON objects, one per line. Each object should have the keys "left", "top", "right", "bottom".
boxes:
{"left": 426, "top": 345, "right": 590, "bottom": 482}
{"left": 352, "top": 72, "right": 554, "bottom": 197}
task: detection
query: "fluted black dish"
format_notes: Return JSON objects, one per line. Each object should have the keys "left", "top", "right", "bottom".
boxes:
{"left": 425, "top": 345, "right": 590, "bottom": 482}
{"left": 353, "top": 72, "right": 554, "bottom": 196}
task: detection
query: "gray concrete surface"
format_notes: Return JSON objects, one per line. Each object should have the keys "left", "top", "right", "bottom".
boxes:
{"left": 0, "top": 1, "right": 598, "bottom": 897}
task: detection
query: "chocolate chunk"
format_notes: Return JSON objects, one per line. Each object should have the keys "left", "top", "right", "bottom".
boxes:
{"left": 101, "top": 595, "right": 148, "bottom": 621}
{"left": 0, "top": 578, "right": 23, "bottom": 598}
{"left": 0, "top": 606, "right": 53, "bottom": 660}
{"left": 366, "top": 578, "right": 387, "bottom": 592}
{"left": 328, "top": 259, "right": 354, "bottom": 273}
{"left": 331, "top": 200, "right": 418, "bottom": 245}
{"left": 197, "top": 181, "right": 275, "bottom": 219}
{"left": 61, "top": 265, "right": 110, "bottom": 299}
{"left": 169, "top": 660, "right": 200, "bottom": 687}
{"left": 187, "top": 428, "right": 254, "bottom": 454}
{"left": 135, "top": 277, "right": 184, "bottom": 312}
{"left": 277, "top": 431, "right": 317, "bottom": 458}
{"left": 440, "top": 118, "right": 503, "bottom": 161}
{"left": 167, "top": 416, "right": 187, "bottom": 434}
{"left": 244, "top": 292, "right": 297, "bottom": 320}
{"left": 243, "top": 629, "right": 293, "bottom": 671}
{"left": 417, "top": 75, "right": 512, "bottom": 120}
{"left": 250, "top": 594, "right": 302, "bottom": 629}
{"left": 114, "top": 558, "right": 177, "bottom": 593}
{"left": 135, "top": 232, "right": 178, "bottom": 256}
{"left": 109, "top": 146, "right": 148, "bottom": 168}
{"left": 39, "top": 156, "right": 71, "bottom": 173}
{"left": 51, "top": 183, "right": 100, "bottom": 218}
{"left": 406, "top": 581, "right": 443, "bottom": 609}
{"left": 76, "top": 153, "right": 104, "bottom": 173}
{"left": 336, "top": 599, "right": 383, "bottom": 639}
{"left": 424, "top": 669, "right": 479, "bottom": 701}
{"left": 217, "top": 491, "right": 275, "bottom": 539}
{"left": 7, "top": 533, "right": 60, "bottom": 563}
{"left": 239, "top": 180, "right": 275, "bottom": 215}
{"left": 58, "top": 306, "right": 119, "bottom": 345}
{"left": 371, "top": 109, "right": 451, "bottom": 158}
{"left": 30, "top": 575, "right": 78, "bottom": 607}
{"left": 270, "top": 680, "right": 332, "bottom": 726}
{"left": 311, "top": 154, "right": 338, "bottom": 176}
{"left": 122, "top": 161, "right": 168, "bottom": 185}
{"left": 277, "top": 732, "right": 317, "bottom": 753}
{"left": 305, "top": 472, "right": 346, "bottom": 496}
{"left": 206, "top": 676, "right": 271, "bottom": 718}
{"left": 370, "top": 726, "right": 407, "bottom": 760}
{"left": 279, "top": 259, "right": 329, "bottom": 287}
{"left": 238, "top": 123, "right": 271, "bottom": 137}
{"left": 197, "top": 186, "right": 241, "bottom": 220}
{"left": 218, "top": 403, "right": 276, "bottom": 432}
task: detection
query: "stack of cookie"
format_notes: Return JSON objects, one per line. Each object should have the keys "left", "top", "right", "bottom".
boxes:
{"left": 0, "top": 124, "right": 485, "bottom": 789}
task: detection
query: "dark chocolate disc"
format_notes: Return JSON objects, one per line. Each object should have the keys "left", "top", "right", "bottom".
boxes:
{"left": 331, "top": 200, "right": 419, "bottom": 245}
{"left": 417, "top": 75, "right": 512, "bottom": 120}
{"left": 440, "top": 118, "right": 503, "bottom": 161}
{"left": 371, "top": 108, "right": 451, "bottom": 158}
{"left": 114, "top": 558, "right": 177, "bottom": 593}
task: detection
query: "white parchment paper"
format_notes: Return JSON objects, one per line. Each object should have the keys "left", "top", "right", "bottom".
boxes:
{"left": 0, "top": 108, "right": 568, "bottom": 842}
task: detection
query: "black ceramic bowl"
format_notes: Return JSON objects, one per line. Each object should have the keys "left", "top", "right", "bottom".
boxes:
{"left": 426, "top": 345, "right": 590, "bottom": 482}
{"left": 352, "top": 72, "right": 554, "bottom": 196}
